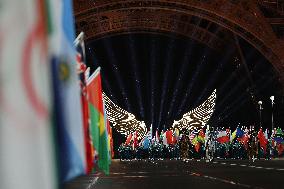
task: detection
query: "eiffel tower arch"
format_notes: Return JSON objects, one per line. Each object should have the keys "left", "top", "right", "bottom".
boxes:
{"left": 74, "top": 0, "right": 284, "bottom": 89}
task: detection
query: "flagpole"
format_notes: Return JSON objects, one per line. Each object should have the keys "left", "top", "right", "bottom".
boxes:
{"left": 258, "top": 101, "right": 263, "bottom": 128}
{"left": 270, "top": 96, "right": 274, "bottom": 134}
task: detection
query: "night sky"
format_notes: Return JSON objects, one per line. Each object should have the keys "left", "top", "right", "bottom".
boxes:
{"left": 85, "top": 32, "right": 284, "bottom": 146}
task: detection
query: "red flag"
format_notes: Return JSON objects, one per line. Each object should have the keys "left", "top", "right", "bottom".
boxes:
{"left": 125, "top": 133, "right": 133, "bottom": 145}
{"left": 195, "top": 142, "right": 200, "bottom": 152}
{"left": 238, "top": 134, "right": 249, "bottom": 150}
{"left": 76, "top": 54, "right": 93, "bottom": 174}
{"left": 258, "top": 128, "right": 268, "bottom": 153}
{"left": 166, "top": 130, "right": 173, "bottom": 145}
{"left": 277, "top": 143, "right": 284, "bottom": 156}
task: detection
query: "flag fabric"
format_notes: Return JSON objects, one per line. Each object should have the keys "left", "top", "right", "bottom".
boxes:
{"left": 274, "top": 137, "right": 284, "bottom": 144}
{"left": 191, "top": 135, "right": 201, "bottom": 152}
{"left": 197, "top": 129, "right": 205, "bottom": 143}
{"left": 141, "top": 137, "right": 151, "bottom": 149}
{"left": 231, "top": 128, "right": 237, "bottom": 142}
{"left": 237, "top": 131, "right": 249, "bottom": 149}
{"left": 0, "top": 0, "right": 57, "bottom": 189}
{"left": 258, "top": 128, "right": 268, "bottom": 152}
{"left": 277, "top": 143, "right": 284, "bottom": 156}
{"left": 156, "top": 130, "right": 160, "bottom": 141}
{"left": 86, "top": 67, "right": 110, "bottom": 175}
{"left": 49, "top": 0, "right": 86, "bottom": 182}
{"left": 162, "top": 132, "right": 168, "bottom": 146}
{"left": 125, "top": 133, "right": 133, "bottom": 145}
{"left": 216, "top": 130, "right": 230, "bottom": 143}
{"left": 75, "top": 34, "right": 94, "bottom": 174}
{"left": 272, "top": 128, "right": 284, "bottom": 145}
{"left": 189, "top": 132, "right": 196, "bottom": 141}
{"left": 236, "top": 127, "right": 244, "bottom": 138}
{"left": 166, "top": 130, "right": 174, "bottom": 145}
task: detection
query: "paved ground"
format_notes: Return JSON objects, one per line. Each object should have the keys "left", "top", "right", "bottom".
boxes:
{"left": 63, "top": 159, "right": 284, "bottom": 189}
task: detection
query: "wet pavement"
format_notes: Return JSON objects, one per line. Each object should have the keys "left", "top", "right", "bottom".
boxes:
{"left": 63, "top": 159, "right": 284, "bottom": 189}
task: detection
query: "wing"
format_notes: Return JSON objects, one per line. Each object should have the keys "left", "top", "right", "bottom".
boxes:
{"left": 103, "top": 93, "right": 148, "bottom": 139}
{"left": 172, "top": 89, "right": 216, "bottom": 131}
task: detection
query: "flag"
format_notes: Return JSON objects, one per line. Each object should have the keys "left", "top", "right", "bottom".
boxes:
{"left": 197, "top": 129, "right": 205, "bottom": 143}
{"left": 238, "top": 132, "right": 249, "bottom": 149}
{"left": 216, "top": 130, "right": 230, "bottom": 143}
{"left": 231, "top": 128, "right": 237, "bottom": 142}
{"left": 86, "top": 67, "right": 110, "bottom": 175}
{"left": 125, "top": 133, "right": 133, "bottom": 145}
{"left": 191, "top": 135, "right": 201, "bottom": 152}
{"left": 272, "top": 128, "right": 284, "bottom": 144}
{"left": 189, "top": 132, "right": 196, "bottom": 141}
{"left": 236, "top": 127, "right": 244, "bottom": 138}
{"left": 162, "top": 132, "right": 168, "bottom": 146}
{"left": 277, "top": 143, "right": 284, "bottom": 156}
{"left": 166, "top": 129, "right": 174, "bottom": 145}
{"left": 0, "top": 0, "right": 56, "bottom": 189}
{"left": 75, "top": 33, "right": 94, "bottom": 174}
{"left": 155, "top": 129, "right": 160, "bottom": 142}
{"left": 49, "top": 0, "right": 86, "bottom": 182}
{"left": 258, "top": 128, "right": 268, "bottom": 152}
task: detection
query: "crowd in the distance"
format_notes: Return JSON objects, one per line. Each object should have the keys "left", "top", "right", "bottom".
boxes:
{"left": 118, "top": 126, "right": 284, "bottom": 161}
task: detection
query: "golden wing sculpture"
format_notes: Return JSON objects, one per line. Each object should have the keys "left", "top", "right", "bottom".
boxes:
{"left": 172, "top": 89, "right": 216, "bottom": 131}
{"left": 103, "top": 93, "right": 148, "bottom": 139}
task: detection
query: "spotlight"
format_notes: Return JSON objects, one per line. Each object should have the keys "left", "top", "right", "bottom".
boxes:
{"left": 258, "top": 101, "right": 262, "bottom": 105}
{"left": 270, "top": 96, "right": 274, "bottom": 102}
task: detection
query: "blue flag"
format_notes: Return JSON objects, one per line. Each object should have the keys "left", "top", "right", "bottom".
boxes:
{"left": 49, "top": 0, "right": 86, "bottom": 183}
{"left": 236, "top": 127, "right": 244, "bottom": 138}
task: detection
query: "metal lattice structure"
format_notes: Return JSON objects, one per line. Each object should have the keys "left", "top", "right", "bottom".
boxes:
{"left": 74, "top": 0, "right": 284, "bottom": 88}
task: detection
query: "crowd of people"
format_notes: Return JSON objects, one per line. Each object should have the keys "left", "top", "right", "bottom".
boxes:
{"left": 118, "top": 126, "right": 284, "bottom": 162}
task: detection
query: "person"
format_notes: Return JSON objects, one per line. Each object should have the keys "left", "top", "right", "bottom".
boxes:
{"left": 180, "top": 134, "right": 190, "bottom": 160}
{"left": 248, "top": 131, "right": 258, "bottom": 162}
{"left": 206, "top": 134, "right": 215, "bottom": 161}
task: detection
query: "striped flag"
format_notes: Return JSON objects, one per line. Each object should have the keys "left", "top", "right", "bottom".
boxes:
{"left": 0, "top": 0, "right": 57, "bottom": 189}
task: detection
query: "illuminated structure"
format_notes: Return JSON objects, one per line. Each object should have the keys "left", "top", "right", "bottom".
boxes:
{"left": 104, "top": 90, "right": 216, "bottom": 139}
{"left": 172, "top": 89, "right": 216, "bottom": 131}
{"left": 103, "top": 92, "right": 148, "bottom": 139}
{"left": 74, "top": 1, "right": 284, "bottom": 131}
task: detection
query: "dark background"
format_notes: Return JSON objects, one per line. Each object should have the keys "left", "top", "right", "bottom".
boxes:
{"left": 85, "top": 33, "right": 284, "bottom": 152}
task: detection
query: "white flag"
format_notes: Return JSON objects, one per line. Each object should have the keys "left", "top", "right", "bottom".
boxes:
{"left": 0, "top": 1, "right": 57, "bottom": 189}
